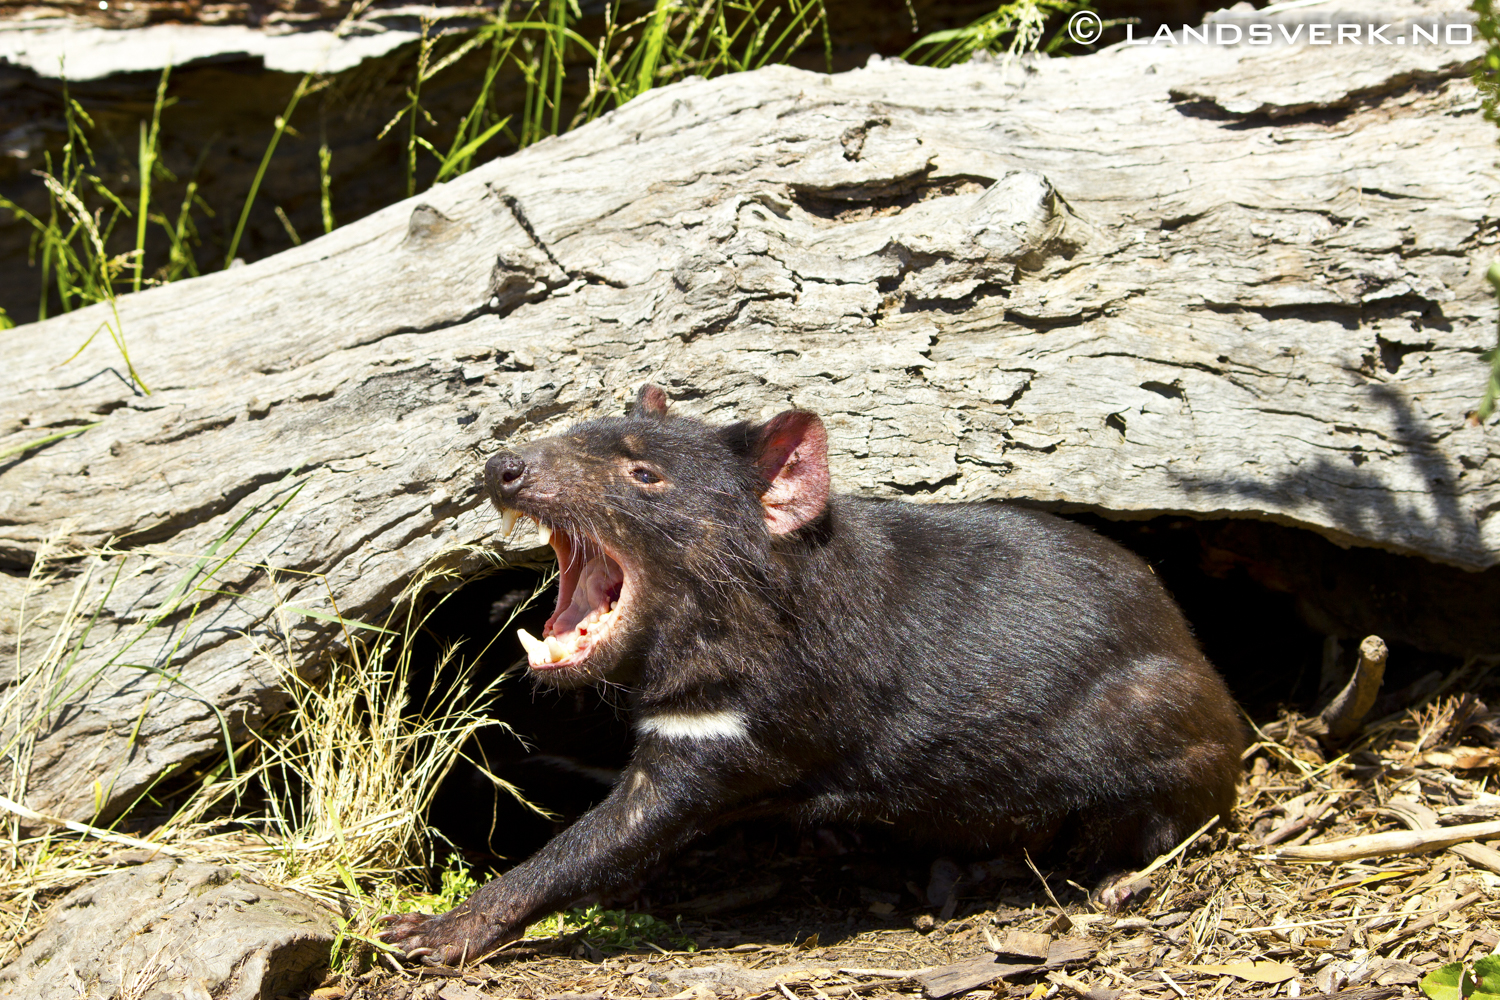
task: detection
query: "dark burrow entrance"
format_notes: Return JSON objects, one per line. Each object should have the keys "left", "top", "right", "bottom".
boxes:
{"left": 409, "top": 511, "right": 1498, "bottom": 926}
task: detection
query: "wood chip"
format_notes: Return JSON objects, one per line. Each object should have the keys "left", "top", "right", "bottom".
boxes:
{"left": 913, "top": 940, "right": 1097, "bottom": 998}
{"left": 437, "top": 984, "right": 490, "bottom": 1000}
{"left": 1185, "top": 961, "right": 1297, "bottom": 983}
{"left": 1044, "top": 941, "right": 1098, "bottom": 967}
{"left": 1296, "top": 989, "right": 1403, "bottom": 1000}
{"left": 992, "top": 931, "right": 1053, "bottom": 961}
{"left": 914, "top": 957, "right": 1042, "bottom": 999}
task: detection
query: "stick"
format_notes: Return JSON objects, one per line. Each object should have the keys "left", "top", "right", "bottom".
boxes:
{"left": 1263, "top": 799, "right": 1336, "bottom": 848}
{"left": 1159, "top": 971, "right": 1189, "bottom": 998}
{"left": 1236, "top": 902, "right": 1472, "bottom": 933}
{"left": 1386, "top": 797, "right": 1500, "bottom": 876}
{"left": 1049, "top": 971, "right": 1096, "bottom": 997}
{"left": 1318, "top": 635, "right": 1387, "bottom": 740}
{"left": 1023, "top": 849, "right": 1072, "bottom": 931}
{"left": 821, "top": 981, "right": 916, "bottom": 995}
{"left": 1373, "top": 890, "right": 1483, "bottom": 950}
{"left": 1266, "top": 819, "right": 1500, "bottom": 862}
{"left": 0, "top": 793, "right": 184, "bottom": 857}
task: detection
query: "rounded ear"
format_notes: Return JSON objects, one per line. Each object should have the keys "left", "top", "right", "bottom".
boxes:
{"left": 751, "top": 410, "right": 829, "bottom": 535}
{"left": 633, "top": 384, "right": 669, "bottom": 417}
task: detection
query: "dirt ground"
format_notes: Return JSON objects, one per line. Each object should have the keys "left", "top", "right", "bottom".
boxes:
{"left": 316, "top": 681, "right": 1500, "bottom": 1000}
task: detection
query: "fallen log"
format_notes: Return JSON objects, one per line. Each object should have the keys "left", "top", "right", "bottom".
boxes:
{"left": 1, "top": 1, "right": 1495, "bottom": 823}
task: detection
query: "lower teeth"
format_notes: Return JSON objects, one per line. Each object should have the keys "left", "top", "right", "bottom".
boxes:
{"left": 516, "top": 602, "right": 620, "bottom": 666}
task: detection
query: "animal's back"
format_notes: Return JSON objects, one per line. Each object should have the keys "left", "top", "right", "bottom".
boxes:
{"left": 778, "top": 497, "right": 1244, "bottom": 861}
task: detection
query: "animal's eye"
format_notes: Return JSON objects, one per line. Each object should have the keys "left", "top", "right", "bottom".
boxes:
{"left": 631, "top": 467, "right": 661, "bottom": 484}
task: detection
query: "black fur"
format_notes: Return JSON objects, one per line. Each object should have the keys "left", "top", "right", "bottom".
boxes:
{"left": 380, "top": 387, "right": 1245, "bottom": 964}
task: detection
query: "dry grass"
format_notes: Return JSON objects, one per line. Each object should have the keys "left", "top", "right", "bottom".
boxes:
{"left": 0, "top": 521, "right": 548, "bottom": 969}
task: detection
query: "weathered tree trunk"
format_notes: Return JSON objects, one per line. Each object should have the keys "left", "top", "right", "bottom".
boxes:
{"left": 1, "top": 5, "right": 1495, "bottom": 823}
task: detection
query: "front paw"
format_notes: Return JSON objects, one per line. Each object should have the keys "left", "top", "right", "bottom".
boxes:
{"left": 378, "top": 908, "right": 519, "bottom": 966}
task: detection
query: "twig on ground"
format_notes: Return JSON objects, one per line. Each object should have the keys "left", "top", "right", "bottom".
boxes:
{"left": 1024, "top": 849, "right": 1072, "bottom": 931}
{"left": 1373, "top": 890, "right": 1484, "bottom": 950}
{"left": 1266, "top": 819, "right": 1500, "bottom": 862}
{"left": 1385, "top": 797, "right": 1500, "bottom": 876}
{"left": 1237, "top": 903, "right": 1476, "bottom": 933}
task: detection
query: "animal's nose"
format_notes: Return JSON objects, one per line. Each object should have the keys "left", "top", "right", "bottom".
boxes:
{"left": 485, "top": 451, "right": 528, "bottom": 502}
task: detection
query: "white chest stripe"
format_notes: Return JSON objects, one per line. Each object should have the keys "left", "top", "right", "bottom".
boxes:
{"left": 637, "top": 709, "right": 750, "bottom": 741}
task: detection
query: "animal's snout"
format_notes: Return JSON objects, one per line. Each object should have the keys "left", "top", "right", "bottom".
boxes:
{"left": 486, "top": 451, "right": 529, "bottom": 502}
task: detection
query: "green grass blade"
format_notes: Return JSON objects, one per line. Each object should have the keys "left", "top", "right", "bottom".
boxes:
{"left": 0, "top": 422, "right": 101, "bottom": 462}
{"left": 635, "top": 0, "right": 675, "bottom": 98}
{"left": 434, "top": 117, "right": 511, "bottom": 182}
{"left": 133, "top": 64, "right": 171, "bottom": 293}
{"left": 226, "top": 74, "right": 312, "bottom": 269}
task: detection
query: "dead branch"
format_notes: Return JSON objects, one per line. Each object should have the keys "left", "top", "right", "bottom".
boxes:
{"left": 1318, "top": 636, "right": 1389, "bottom": 741}
{"left": 1269, "top": 819, "right": 1500, "bottom": 862}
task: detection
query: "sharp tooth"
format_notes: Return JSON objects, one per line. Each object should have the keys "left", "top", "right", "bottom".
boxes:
{"left": 516, "top": 628, "right": 548, "bottom": 661}
{"left": 536, "top": 522, "right": 552, "bottom": 545}
{"left": 545, "top": 636, "right": 567, "bottom": 662}
{"left": 500, "top": 508, "right": 519, "bottom": 536}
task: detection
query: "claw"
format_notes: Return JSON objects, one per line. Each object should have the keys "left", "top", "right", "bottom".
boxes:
{"left": 372, "top": 906, "right": 517, "bottom": 968}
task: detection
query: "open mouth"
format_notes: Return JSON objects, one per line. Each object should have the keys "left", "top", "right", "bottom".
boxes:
{"left": 499, "top": 510, "right": 627, "bottom": 672}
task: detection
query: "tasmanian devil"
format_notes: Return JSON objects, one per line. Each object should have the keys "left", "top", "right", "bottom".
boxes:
{"left": 379, "top": 384, "right": 1245, "bottom": 964}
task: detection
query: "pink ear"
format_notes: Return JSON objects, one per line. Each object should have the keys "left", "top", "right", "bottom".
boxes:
{"left": 634, "top": 384, "right": 669, "bottom": 417}
{"left": 753, "top": 411, "right": 830, "bottom": 534}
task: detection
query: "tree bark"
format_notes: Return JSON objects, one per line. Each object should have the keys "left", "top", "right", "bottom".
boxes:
{"left": 1, "top": 10, "right": 1495, "bottom": 822}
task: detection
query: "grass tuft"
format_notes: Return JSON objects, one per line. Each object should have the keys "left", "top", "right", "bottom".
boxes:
{"left": 0, "top": 499, "right": 548, "bottom": 967}
{"left": 901, "top": 0, "right": 1087, "bottom": 66}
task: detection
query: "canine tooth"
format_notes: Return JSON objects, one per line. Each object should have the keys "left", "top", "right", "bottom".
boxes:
{"left": 500, "top": 508, "right": 519, "bottom": 536}
{"left": 536, "top": 522, "right": 552, "bottom": 545}
{"left": 545, "top": 636, "right": 567, "bottom": 661}
{"left": 516, "top": 628, "right": 548, "bottom": 660}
